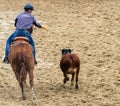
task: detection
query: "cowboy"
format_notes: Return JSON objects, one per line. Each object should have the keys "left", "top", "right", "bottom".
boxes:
{"left": 3, "top": 3, "right": 46, "bottom": 64}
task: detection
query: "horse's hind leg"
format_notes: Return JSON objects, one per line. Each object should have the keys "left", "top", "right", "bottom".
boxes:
{"left": 29, "top": 69, "right": 37, "bottom": 101}
{"left": 19, "top": 82, "right": 26, "bottom": 100}
{"left": 23, "top": 72, "right": 27, "bottom": 87}
{"left": 14, "top": 72, "right": 26, "bottom": 100}
{"left": 29, "top": 69, "right": 34, "bottom": 89}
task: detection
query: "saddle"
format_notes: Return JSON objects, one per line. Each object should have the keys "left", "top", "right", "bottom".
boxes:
{"left": 14, "top": 36, "right": 29, "bottom": 42}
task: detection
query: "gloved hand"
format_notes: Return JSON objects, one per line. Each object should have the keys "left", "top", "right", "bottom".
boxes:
{"left": 42, "top": 25, "right": 46, "bottom": 29}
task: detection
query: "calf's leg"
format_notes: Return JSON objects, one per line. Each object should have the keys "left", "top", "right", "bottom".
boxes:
{"left": 71, "top": 73, "right": 75, "bottom": 87}
{"left": 63, "top": 72, "right": 69, "bottom": 88}
{"left": 75, "top": 69, "right": 79, "bottom": 89}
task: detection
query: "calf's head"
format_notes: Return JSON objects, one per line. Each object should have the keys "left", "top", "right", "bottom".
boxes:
{"left": 61, "top": 49, "right": 72, "bottom": 55}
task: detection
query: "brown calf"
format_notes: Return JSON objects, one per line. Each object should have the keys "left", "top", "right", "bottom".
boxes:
{"left": 60, "top": 49, "right": 80, "bottom": 89}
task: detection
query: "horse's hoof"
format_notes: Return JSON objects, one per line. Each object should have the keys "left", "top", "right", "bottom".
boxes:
{"left": 32, "top": 94, "right": 37, "bottom": 101}
{"left": 32, "top": 94, "right": 37, "bottom": 105}
{"left": 32, "top": 96, "right": 37, "bottom": 101}
{"left": 76, "top": 85, "right": 79, "bottom": 90}
{"left": 22, "top": 96, "right": 26, "bottom": 100}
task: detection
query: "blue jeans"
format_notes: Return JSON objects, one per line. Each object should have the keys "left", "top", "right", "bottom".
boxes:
{"left": 5, "top": 29, "right": 36, "bottom": 59}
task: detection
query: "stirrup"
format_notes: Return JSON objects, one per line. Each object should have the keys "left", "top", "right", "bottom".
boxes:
{"left": 3, "top": 57, "right": 9, "bottom": 64}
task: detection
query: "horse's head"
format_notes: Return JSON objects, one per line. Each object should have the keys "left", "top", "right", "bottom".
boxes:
{"left": 61, "top": 48, "right": 73, "bottom": 55}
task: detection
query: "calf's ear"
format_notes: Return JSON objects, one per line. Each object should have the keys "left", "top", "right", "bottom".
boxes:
{"left": 69, "top": 49, "right": 73, "bottom": 53}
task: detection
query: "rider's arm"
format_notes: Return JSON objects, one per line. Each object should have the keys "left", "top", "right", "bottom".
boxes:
{"left": 33, "top": 16, "right": 42, "bottom": 28}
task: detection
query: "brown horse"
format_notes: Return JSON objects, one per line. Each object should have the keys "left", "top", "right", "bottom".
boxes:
{"left": 8, "top": 36, "right": 36, "bottom": 100}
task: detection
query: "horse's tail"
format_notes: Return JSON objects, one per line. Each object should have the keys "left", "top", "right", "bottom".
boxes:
{"left": 18, "top": 52, "right": 27, "bottom": 83}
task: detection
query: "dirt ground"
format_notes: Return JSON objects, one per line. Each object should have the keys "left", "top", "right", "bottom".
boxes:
{"left": 0, "top": 0, "right": 120, "bottom": 106}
